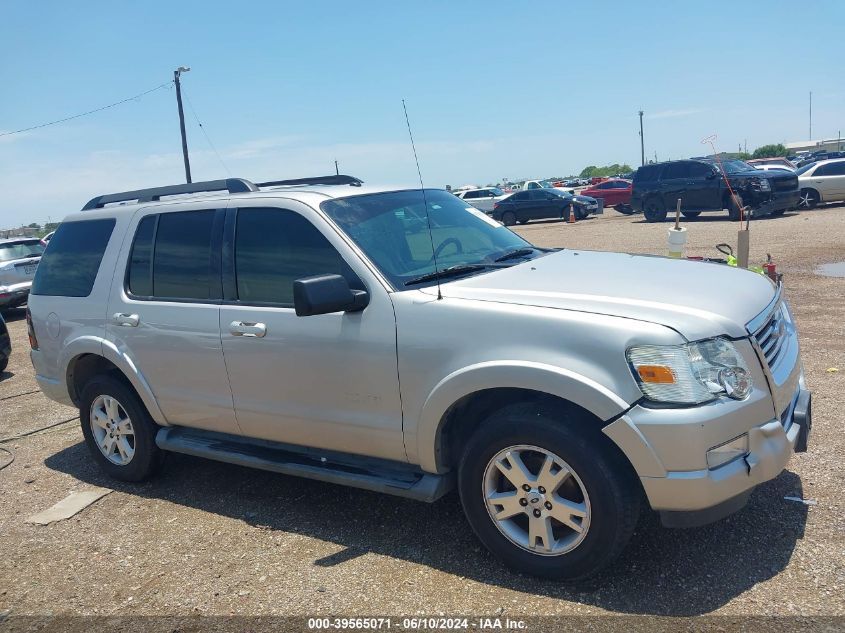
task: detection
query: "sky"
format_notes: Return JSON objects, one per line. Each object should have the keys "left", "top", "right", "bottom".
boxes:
{"left": 1, "top": 0, "right": 843, "bottom": 227}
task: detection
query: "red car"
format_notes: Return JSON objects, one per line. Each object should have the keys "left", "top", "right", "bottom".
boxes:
{"left": 580, "top": 178, "right": 633, "bottom": 213}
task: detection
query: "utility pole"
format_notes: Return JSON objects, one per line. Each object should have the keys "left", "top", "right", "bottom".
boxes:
{"left": 638, "top": 110, "right": 645, "bottom": 166}
{"left": 809, "top": 91, "right": 812, "bottom": 140}
{"left": 174, "top": 66, "right": 192, "bottom": 183}
{"left": 334, "top": 160, "right": 339, "bottom": 175}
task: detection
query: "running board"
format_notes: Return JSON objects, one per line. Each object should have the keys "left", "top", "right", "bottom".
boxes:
{"left": 155, "top": 427, "right": 453, "bottom": 503}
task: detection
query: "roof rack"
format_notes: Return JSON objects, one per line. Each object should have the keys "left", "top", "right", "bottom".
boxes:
{"left": 81, "top": 178, "right": 258, "bottom": 210}
{"left": 256, "top": 174, "right": 363, "bottom": 188}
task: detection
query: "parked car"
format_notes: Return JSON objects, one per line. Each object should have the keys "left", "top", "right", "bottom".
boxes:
{"left": 0, "top": 312, "right": 10, "bottom": 374}
{"left": 40, "top": 231, "right": 56, "bottom": 246}
{"left": 631, "top": 158, "right": 800, "bottom": 222}
{"left": 493, "top": 188, "right": 598, "bottom": 225}
{"left": 747, "top": 158, "right": 796, "bottom": 170}
{"left": 29, "top": 175, "right": 810, "bottom": 580}
{"left": 453, "top": 187, "right": 508, "bottom": 212}
{"left": 579, "top": 178, "right": 633, "bottom": 213}
{"left": 0, "top": 237, "right": 44, "bottom": 311}
{"left": 795, "top": 158, "right": 845, "bottom": 208}
{"left": 519, "top": 179, "right": 555, "bottom": 190}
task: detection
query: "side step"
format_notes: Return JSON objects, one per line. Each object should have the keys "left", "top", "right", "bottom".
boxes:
{"left": 155, "top": 427, "right": 453, "bottom": 503}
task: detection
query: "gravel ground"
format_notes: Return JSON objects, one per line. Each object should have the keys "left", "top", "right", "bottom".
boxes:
{"left": 0, "top": 206, "right": 843, "bottom": 621}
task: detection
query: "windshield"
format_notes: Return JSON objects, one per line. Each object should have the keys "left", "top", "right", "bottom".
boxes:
{"left": 713, "top": 159, "right": 753, "bottom": 174}
{"left": 0, "top": 240, "right": 44, "bottom": 262}
{"left": 321, "top": 189, "right": 534, "bottom": 289}
{"left": 489, "top": 187, "right": 505, "bottom": 196}
{"left": 795, "top": 162, "right": 817, "bottom": 175}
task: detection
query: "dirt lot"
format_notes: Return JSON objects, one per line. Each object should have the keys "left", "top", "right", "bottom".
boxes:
{"left": 1, "top": 206, "right": 843, "bottom": 621}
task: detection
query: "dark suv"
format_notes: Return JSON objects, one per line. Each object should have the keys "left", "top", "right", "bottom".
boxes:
{"left": 631, "top": 158, "right": 800, "bottom": 222}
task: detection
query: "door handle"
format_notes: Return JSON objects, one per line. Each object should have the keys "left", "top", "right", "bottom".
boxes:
{"left": 112, "top": 313, "right": 139, "bottom": 327}
{"left": 229, "top": 321, "right": 267, "bottom": 338}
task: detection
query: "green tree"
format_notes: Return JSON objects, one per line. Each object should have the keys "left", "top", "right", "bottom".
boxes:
{"left": 751, "top": 144, "right": 788, "bottom": 159}
{"left": 27, "top": 222, "right": 40, "bottom": 229}
{"left": 579, "top": 163, "right": 634, "bottom": 178}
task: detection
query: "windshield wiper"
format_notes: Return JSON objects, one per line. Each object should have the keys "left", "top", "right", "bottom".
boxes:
{"left": 404, "top": 264, "right": 492, "bottom": 287}
{"left": 494, "top": 247, "right": 538, "bottom": 262}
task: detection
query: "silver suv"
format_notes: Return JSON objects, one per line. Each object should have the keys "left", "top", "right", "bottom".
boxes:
{"left": 29, "top": 175, "right": 811, "bottom": 580}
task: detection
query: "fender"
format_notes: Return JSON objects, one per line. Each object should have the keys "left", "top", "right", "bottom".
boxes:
{"left": 414, "top": 360, "right": 632, "bottom": 473}
{"left": 61, "top": 336, "right": 167, "bottom": 425}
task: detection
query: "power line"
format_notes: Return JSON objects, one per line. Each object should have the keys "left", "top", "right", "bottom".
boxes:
{"left": 180, "top": 85, "right": 232, "bottom": 177}
{"left": 0, "top": 81, "right": 174, "bottom": 138}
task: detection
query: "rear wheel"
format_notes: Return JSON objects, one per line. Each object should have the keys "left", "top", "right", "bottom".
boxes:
{"left": 643, "top": 197, "right": 667, "bottom": 222}
{"left": 798, "top": 189, "right": 819, "bottom": 209}
{"left": 502, "top": 211, "right": 517, "bottom": 226}
{"left": 681, "top": 211, "right": 701, "bottom": 218}
{"left": 79, "top": 376, "right": 164, "bottom": 482}
{"left": 458, "top": 404, "right": 641, "bottom": 580}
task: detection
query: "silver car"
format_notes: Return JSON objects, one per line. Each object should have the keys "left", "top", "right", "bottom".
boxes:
{"left": 0, "top": 237, "right": 44, "bottom": 310}
{"left": 28, "top": 176, "right": 811, "bottom": 580}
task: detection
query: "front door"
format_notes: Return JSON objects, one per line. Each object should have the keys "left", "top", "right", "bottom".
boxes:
{"left": 219, "top": 202, "right": 405, "bottom": 461}
{"left": 107, "top": 206, "right": 240, "bottom": 435}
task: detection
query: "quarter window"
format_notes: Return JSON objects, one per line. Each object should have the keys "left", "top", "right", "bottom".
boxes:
{"left": 31, "top": 219, "right": 115, "bottom": 297}
{"left": 662, "top": 162, "right": 690, "bottom": 179}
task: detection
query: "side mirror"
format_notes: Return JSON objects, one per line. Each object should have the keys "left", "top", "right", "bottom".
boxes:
{"left": 707, "top": 171, "right": 718, "bottom": 179}
{"left": 293, "top": 274, "right": 369, "bottom": 317}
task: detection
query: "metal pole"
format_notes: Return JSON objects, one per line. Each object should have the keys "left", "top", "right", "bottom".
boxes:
{"left": 334, "top": 160, "right": 339, "bottom": 175}
{"left": 638, "top": 110, "right": 645, "bottom": 166}
{"left": 174, "top": 69, "right": 192, "bottom": 184}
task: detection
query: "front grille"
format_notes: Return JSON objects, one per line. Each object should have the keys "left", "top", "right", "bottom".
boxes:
{"left": 774, "top": 176, "right": 798, "bottom": 192}
{"left": 754, "top": 304, "right": 788, "bottom": 368}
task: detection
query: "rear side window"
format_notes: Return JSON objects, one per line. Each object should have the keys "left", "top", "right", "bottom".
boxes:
{"left": 31, "top": 219, "right": 115, "bottom": 297}
{"left": 126, "top": 210, "right": 217, "bottom": 300}
{"left": 662, "top": 162, "right": 690, "bottom": 179}
{"left": 234, "top": 208, "right": 358, "bottom": 305}
{"left": 635, "top": 165, "right": 661, "bottom": 182}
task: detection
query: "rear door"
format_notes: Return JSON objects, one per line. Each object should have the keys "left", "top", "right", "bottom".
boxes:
{"left": 659, "top": 161, "right": 691, "bottom": 210}
{"left": 683, "top": 161, "right": 720, "bottom": 210}
{"left": 219, "top": 201, "right": 405, "bottom": 461}
{"left": 811, "top": 161, "right": 845, "bottom": 200}
{"left": 107, "top": 205, "right": 240, "bottom": 435}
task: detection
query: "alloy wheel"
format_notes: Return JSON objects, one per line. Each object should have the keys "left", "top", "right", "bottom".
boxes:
{"left": 482, "top": 444, "right": 591, "bottom": 556}
{"left": 89, "top": 395, "right": 136, "bottom": 466}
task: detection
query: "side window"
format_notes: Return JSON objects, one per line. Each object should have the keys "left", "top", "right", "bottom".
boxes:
{"left": 31, "top": 219, "right": 115, "bottom": 297}
{"left": 513, "top": 192, "right": 529, "bottom": 201}
{"left": 688, "top": 162, "right": 713, "bottom": 178}
{"left": 829, "top": 162, "right": 845, "bottom": 176}
{"left": 463, "top": 191, "right": 478, "bottom": 199}
{"left": 152, "top": 210, "right": 217, "bottom": 300}
{"left": 127, "top": 215, "right": 156, "bottom": 296}
{"left": 662, "top": 162, "right": 690, "bottom": 179}
{"left": 235, "top": 208, "right": 358, "bottom": 305}
{"left": 635, "top": 165, "right": 660, "bottom": 182}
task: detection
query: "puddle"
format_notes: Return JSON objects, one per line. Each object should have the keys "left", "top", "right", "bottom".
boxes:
{"left": 816, "top": 262, "right": 845, "bottom": 278}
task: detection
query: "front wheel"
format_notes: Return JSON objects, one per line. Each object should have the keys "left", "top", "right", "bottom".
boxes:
{"left": 643, "top": 198, "right": 667, "bottom": 222}
{"left": 798, "top": 189, "right": 819, "bottom": 209}
{"left": 458, "top": 404, "right": 640, "bottom": 580}
{"left": 502, "top": 211, "right": 517, "bottom": 226}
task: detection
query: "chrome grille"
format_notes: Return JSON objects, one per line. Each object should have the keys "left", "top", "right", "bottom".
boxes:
{"left": 754, "top": 304, "right": 787, "bottom": 368}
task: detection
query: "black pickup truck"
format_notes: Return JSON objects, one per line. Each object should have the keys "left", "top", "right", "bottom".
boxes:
{"left": 631, "top": 158, "right": 800, "bottom": 222}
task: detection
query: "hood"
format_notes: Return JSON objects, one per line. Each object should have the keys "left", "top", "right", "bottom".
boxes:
{"left": 433, "top": 249, "right": 776, "bottom": 341}
{"left": 573, "top": 194, "right": 597, "bottom": 205}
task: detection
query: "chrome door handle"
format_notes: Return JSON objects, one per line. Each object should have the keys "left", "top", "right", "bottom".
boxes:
{"left": 229, "top": 321, "right": 267, "bottom": 338}
{"left": 112, "top": 313, "right": 139, "bottom": 327}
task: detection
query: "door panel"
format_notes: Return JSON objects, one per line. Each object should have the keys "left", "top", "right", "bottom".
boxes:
{"left": 107, "top": 206, "right": 239, "bottom": 434}
{"left": 219, "top": 203, "right": 405, "bottom": 461}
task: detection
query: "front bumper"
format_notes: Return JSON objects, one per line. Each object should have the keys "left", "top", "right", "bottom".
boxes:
{"left": 750, "top": 190, "right": 800, "bottom": 216}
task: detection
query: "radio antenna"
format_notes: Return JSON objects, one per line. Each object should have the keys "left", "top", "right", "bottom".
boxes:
{"left": 402, "top": 99, "right": 442, "bottom": 300}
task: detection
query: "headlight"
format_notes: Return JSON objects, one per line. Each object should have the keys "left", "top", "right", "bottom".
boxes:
{"left": 753, "top": 177, "right": 771, "bottom": 192}
{"left": 627, "top": 337, "right": 752, "bottom": 404}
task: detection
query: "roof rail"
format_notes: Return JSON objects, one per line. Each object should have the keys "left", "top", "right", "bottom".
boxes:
{"left": 81, "top": 178, "right": 258, "bottom": 210}
{"left": 256, "top": 174, "right": 363, "bottom": 188}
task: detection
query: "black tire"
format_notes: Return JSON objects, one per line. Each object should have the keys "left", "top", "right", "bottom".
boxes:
{"left": 798, "top": 189, "right": 819, "bottom": 209}
{"left": 681, "top": 211, "right": 701, "bottom": 218}
{"left": 79, "top": 375, "right": 164, "bottom": 482}
{"left": 643, "top": 197, "right": 667, "bottom": 222}
{"left": 502, "top": 211, "right": 517, "bottom": 227}
{"left": 458, "top": 403, "right": 641, "bottom": 581}
{"left": 727, "top": 193, "right": 744, "bottom": 221}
